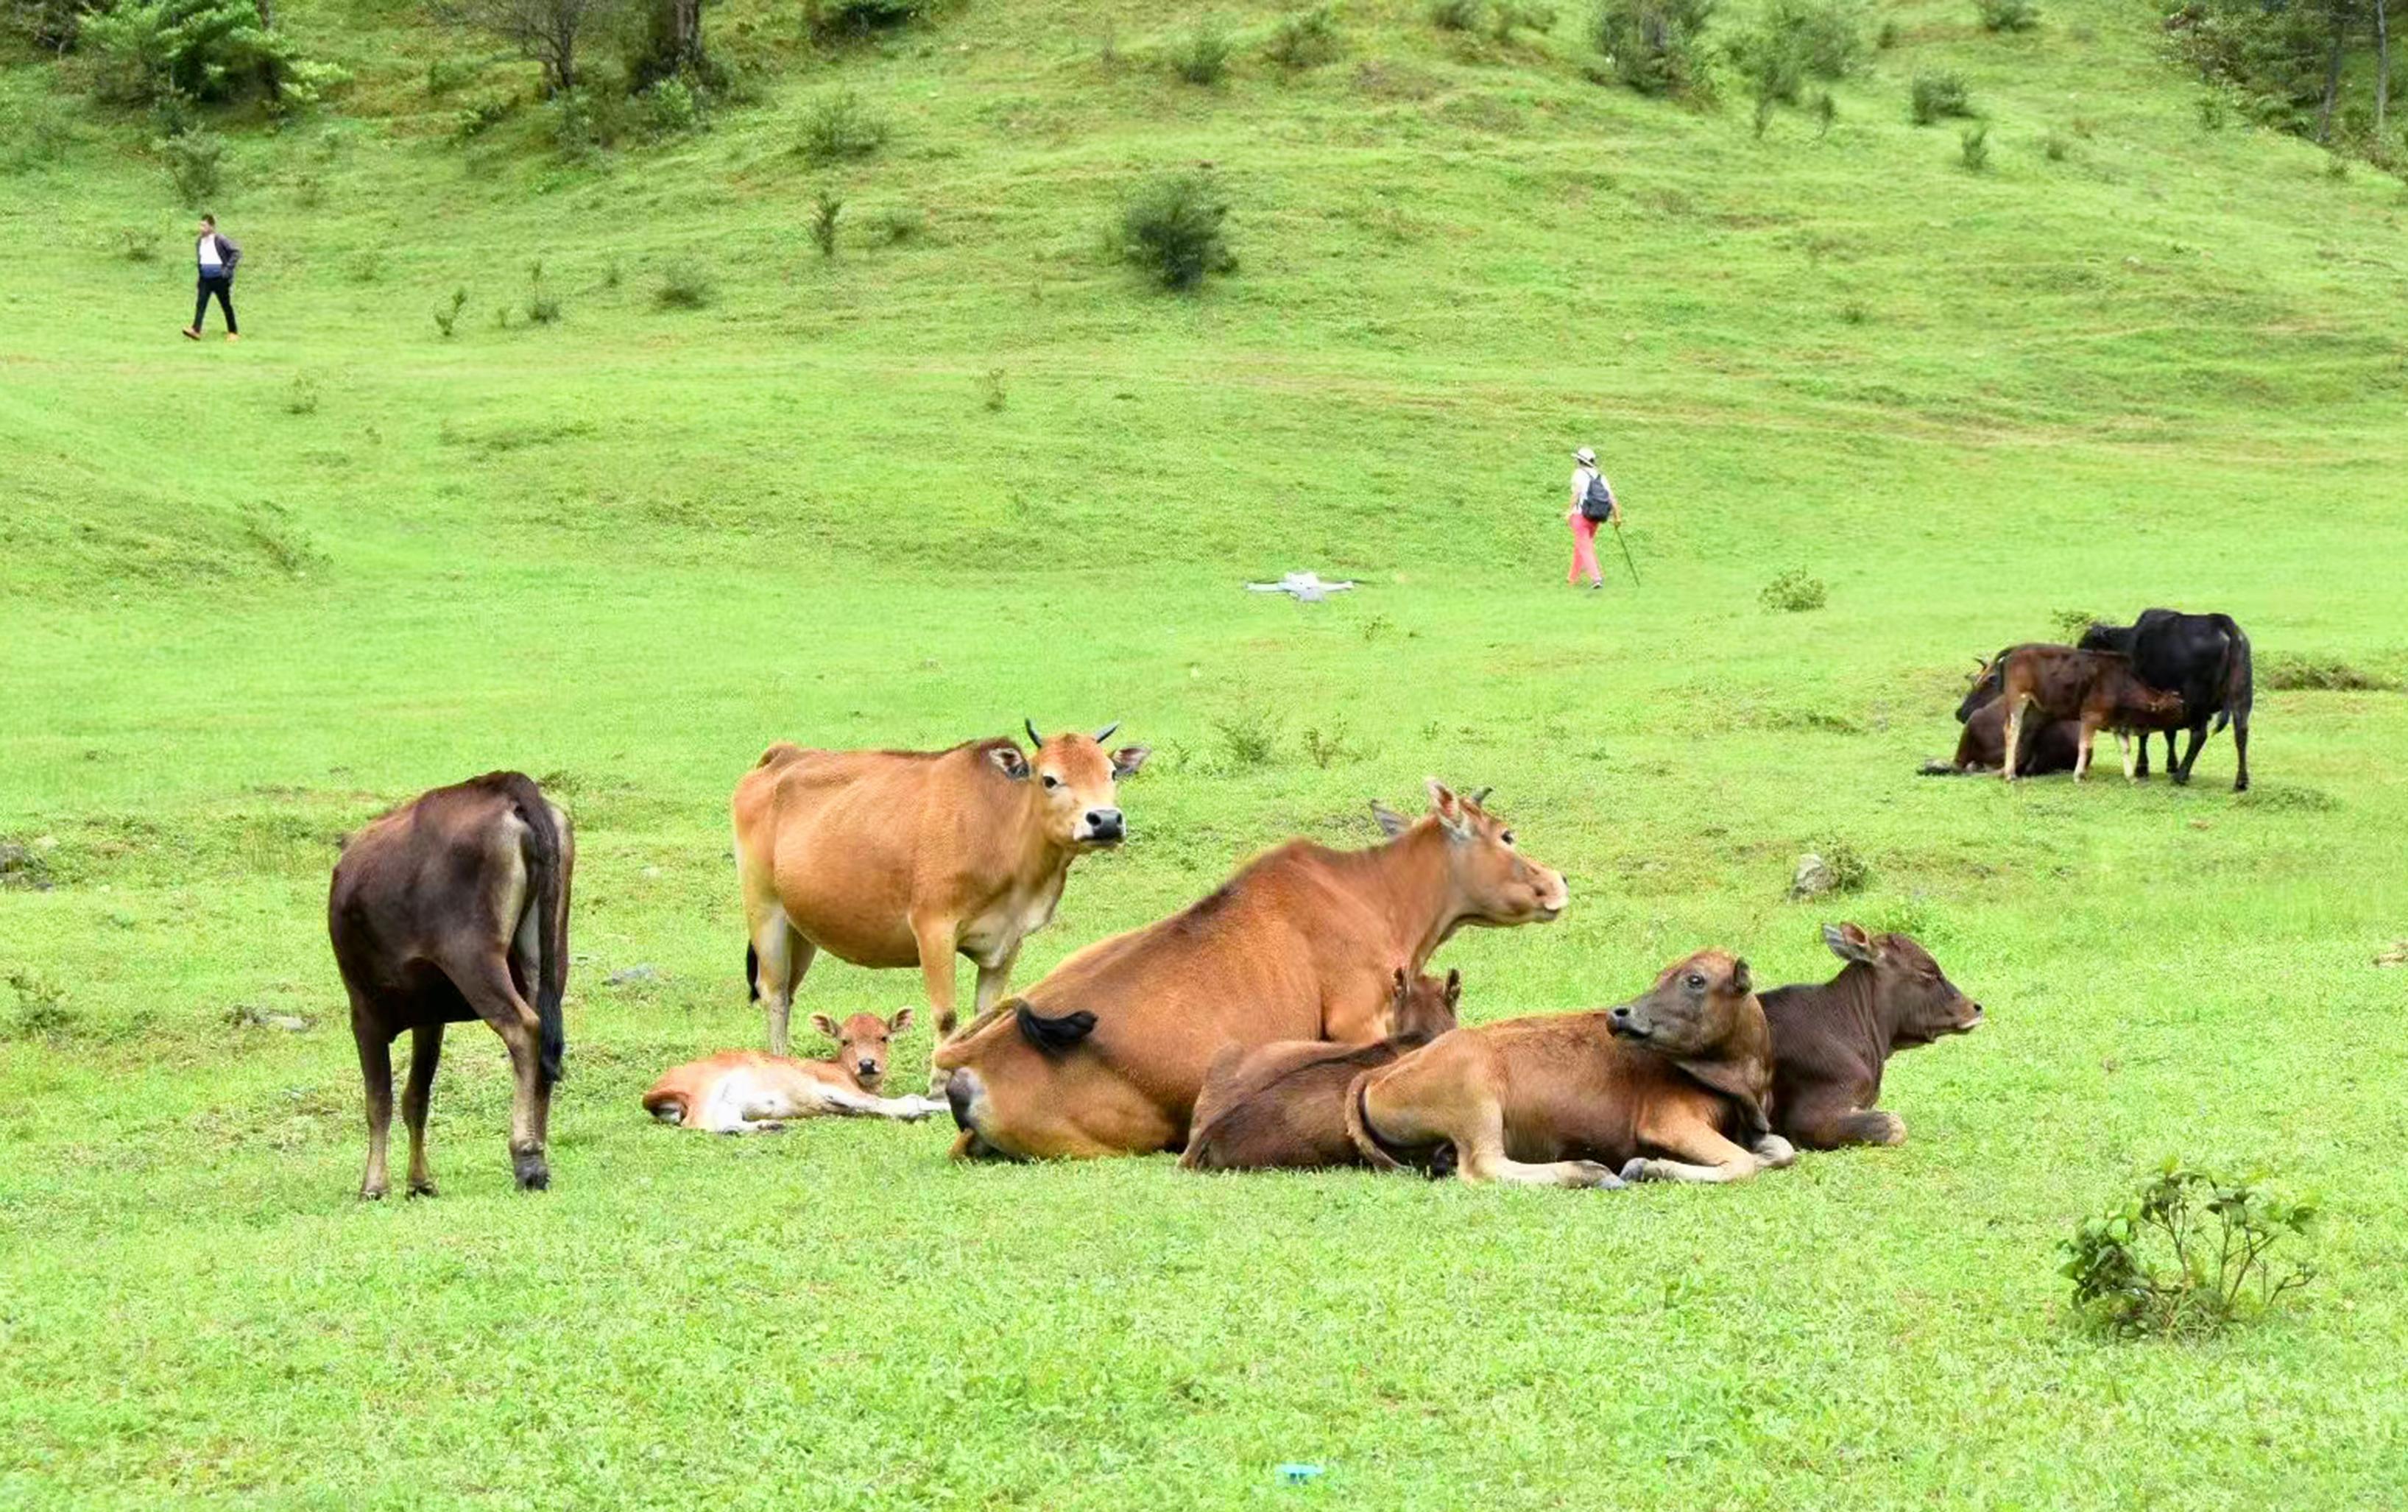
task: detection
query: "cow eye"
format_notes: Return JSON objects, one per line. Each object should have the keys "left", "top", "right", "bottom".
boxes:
{"left": 1041, "top": 774, "right": 1060, "bottom": 789}
{"left": 1499, "top": 830, "right": 1515, "bottom": 847}
{"left": 1685, "top": 973, "right": 1706, "bottom": 990}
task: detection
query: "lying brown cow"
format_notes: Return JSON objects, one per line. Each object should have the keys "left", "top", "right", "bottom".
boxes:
{"left": 1179, "top": 968, "right": 1462, "bottom": 1173}
{"left": 328, "top": 771, "right": 573, "bottom": 1198}
{"left": 1920, "top": 693, "right": 2083, "bottom": 777}
{"left": 938, "top": 781, "right": 1567, "bottom": 1160}
{"left": 1759, "top": 924, "right": 1983, "bottom": 1149}
{"left": 732, "top": 721, "right": 1148, "bottom": 1082}
{"left": 641, "top": 1010, "right": 945, "bottom": 1132}
{"left": 1979, "top": 643, "right": 2187, "bottom": 781}
{"left": 1346, "top": 950, "right": 1793, "bottom": 1188}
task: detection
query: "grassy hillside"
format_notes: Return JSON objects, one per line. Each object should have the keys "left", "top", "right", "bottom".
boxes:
{"left": 4, "top": 0, "right": 2408, "bottom": 1506}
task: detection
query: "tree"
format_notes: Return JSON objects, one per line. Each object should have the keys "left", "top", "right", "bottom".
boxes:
{"left": 2376, "top": 0, "right": 2390, "bottom": 136}
{"left": 428, "top": 0, "right": 632, "bottom": 94}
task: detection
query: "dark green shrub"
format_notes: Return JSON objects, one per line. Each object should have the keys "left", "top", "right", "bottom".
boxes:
{"left": 4, "top": 0, "right": 98, "bottom": 50}
{"left": 654, "top": 259, "right": 716, "bottom": 308}
{"left": 1760, "top": 567, "right": 1827, "bottom": 612}
{"left": 866, "top": 204, "right": 926, "bottom": 244}
{"left": 2260, "top": 654, "right": 2395, "bottom": 691}
{"left": 2041, "top": 127, "right": 2071, "bottom": 160}
{"left": 1170, "top": 17, "right": 1231, "bottom": 84}
{"left": 523, "top": 258, "right": 561, "bottom": 324}
{"left": 2062, "top": 1162, "right": 2316, "bottom": 1338}
{"left": 453, "top": 95, "right": 514, "bottom": 139}
{"left": 1812, "top": 88, "right": 1837, "bottom": 134}
{"left": 1490, "top": 0, "right": 1557, "bottom": 40}
{"left": 805, "top": 0, "right": 940, "bottom": 40}
{"left": 115, "top": 225, "right": 160, "bottom": 261}
{"left": 155, "top": 127, "right": 223, "bottom": 204}
{"left": 1212, "top": 710, "right": 1280, "bottom": 770}
{"left": 1264, "top": 5, "right": 1343, "bottom": 68}
{"left": 433, "top": 286, "right": 468, "bottom": 337}
{"left": 1428, "top": 0, "right": 1482, "bottom": 29}
{"left": 284, "top": 374, "right": 320, "bottom": 415}
{"left": 642, "top": 74, "right": 702, "bottom": 135}
{"left": 1874, "top": 15, "right": 1896, "bottom": 46}
{"left": 1115, "top": 172, "right": 1237, "bottom": 292}
{"left": 2047, "top": 607, "right": 2108, "bottom": 640}
{"left": 1975, "top": 0, "right": 2038, "bottom": 31}
{"left": 811, "top": 189, "right": 843, "bottom": 257}
{"left": 1958, "top": 121, "right": 1989, "bottom": 171}
{"left": 426, "top": 57, "right": 479, "bottom": 95}
{"left": 1910, "top": 68, "right": 1971, "bottom": 124}
{"left": 81, "top": 0, "right": 344, "bottom": 109}
{"left": 799, "top": 87, "right": 887, "bottom": 163}
{"left": 1591, "top": 0, "right": 1718, "bottom": 99}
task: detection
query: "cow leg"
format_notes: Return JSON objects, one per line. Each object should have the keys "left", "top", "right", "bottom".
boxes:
{"left": 814, "top": 1085, "right": 947, "bottom": 1122}
{"left": 2231, "top": 717, "right": 2249, "bottom": 793}
{"left": 1623, "top": 1120, "right": 1778, "bottom": 1184}
{"left": 2118, "top": 731, "right": 2138, "bottom": 783}
{"left": 913, "top": 916, "right": 962, "bottom": 1097}
{"left": 402, "top": 1023, "right": 444, "bottom": 1197}
{"left": 2073, "top": 719, "right": 2097, "bottom": 782}
{"left": 2001, "top": 698, "right": 2025, "bottom": 782}
{"left": 2134, "top": 732, "right": 2153, "bottom": 780}
{"left": 1435, "top": 1101, "right": 1620, "bottom": 1190}
{"left": 2175, "top": 723, "right": 2207, "bottom": 786}
{"left": 754, "top": 919, "right": 811, "bottom": 1058}
{"left": 443, "top": 949, "right": 552, "bottom": 1191}
{"left": 352, "top": 1003, "right": 395, "bottom": 1201}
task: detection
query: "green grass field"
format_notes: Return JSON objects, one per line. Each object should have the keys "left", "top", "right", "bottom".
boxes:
{"left": 6, "top": 0, "right": 2408, "bottom": 1504}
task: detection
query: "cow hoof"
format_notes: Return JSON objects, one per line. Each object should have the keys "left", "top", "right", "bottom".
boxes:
{"left": 2234, "top": 778, "right": 2249, "bottom": 794}
{"left": 407, "top": 1179, "right": 439, "bottom": 1199}
{"left": 1572, "top": 1160, "right": 1626, "bottom": 1190}
{"left": 514, "top": 1159, "right": 551, "bottom": 1191}
{"left": 1620, "top": 1157, "right": 1652, "bottom": 1184}
{"left": 359, "top": 1185, "right": 388, "bottom": 1202}
{"left": 2172, "top": 773, "right": 2192, "bottom": 787}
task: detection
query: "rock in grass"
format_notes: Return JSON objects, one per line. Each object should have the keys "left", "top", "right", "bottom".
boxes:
{"left": 230, "top": 1005, "right": 315, "bottom": 1032}
{"left": 1789, "top": 853, "right": 1833, "bottom": 901}
{"left": 606, "top": 964, "right": 663, "bottom": 986}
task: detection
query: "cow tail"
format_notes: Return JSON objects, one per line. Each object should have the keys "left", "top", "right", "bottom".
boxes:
{"left": 745, "top": 943, "right": 760, "bottom": 1002}
{"left": 1345, "top": 1072, "right": 1408, "bottom": 1173}
{"left": 504, "top": 775, "right": 570, "bottom": 1090}
{"left": 1013, "top": 1001, "right": 1098, "bottom": 1055}
{"left": 2214, "top": 618, "right": 2253, "bottom": 734}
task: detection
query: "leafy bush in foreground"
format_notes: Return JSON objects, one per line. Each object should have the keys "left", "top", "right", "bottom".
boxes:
{"left": 2062, "top": 1162, "right": 2316, "bottom": 1338}
{"left": 1591, "top": 0, "right": 1718, "bottom": 99}
{"left": 81, "top": 0, "right": 346, "bottom": 109}
{"left": 1116, "top": 172, "right": 1237, "bottom": 292}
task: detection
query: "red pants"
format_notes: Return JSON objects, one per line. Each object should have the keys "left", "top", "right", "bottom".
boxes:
{"left": 1569, "top": 515, "right": 1602, "bottom": 585}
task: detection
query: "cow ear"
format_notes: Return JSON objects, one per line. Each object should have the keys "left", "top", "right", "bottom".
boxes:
{"left": 887, "top": 1006, "right": 915, "bottom": 1035}
{"left": 988, "top": 744, "right": 1031, "bottom": 780}
{"left": 1822, "top": 923, "right": 1878, "bottom": 967}
{"left": 1391, "top": 966, "right": 1409, "bottom": 997}
{"left": 1369, "top": 802, "right": 1410, "bottom": 838}
{"left": 1729, "top": 957, "right": 1752, "bottom": 997}
{"left": 1444, "top": 968, "right": 1462, "bottom": 1006}
{"left": 809, "top": 1013, "right": 839, "bottom": 1042}
{"left": 1674, "top": 1057, "right": 1771, "bottom": 1142}
{"left": 1426, "top": 778, "right": 1473, "bottom": 838}
{"left": 1109, "top": 744, "right": 1151, "bottom": 779}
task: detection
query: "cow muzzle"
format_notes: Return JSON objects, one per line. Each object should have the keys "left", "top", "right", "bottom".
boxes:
{"left": 1076, "top": 808, "right": 1126, "bottom": 846}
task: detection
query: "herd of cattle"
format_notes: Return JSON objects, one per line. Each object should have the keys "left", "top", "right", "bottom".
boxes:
{"left": 324, "top": 606, "right": 2249, "bottom": 1199}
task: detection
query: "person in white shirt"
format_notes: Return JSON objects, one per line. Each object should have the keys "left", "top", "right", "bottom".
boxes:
{"left": 184, "top": 213, "right": 240, "bottom": 342}
{"left": 1565, "top": 445, "right": 1619, "bottom": 590}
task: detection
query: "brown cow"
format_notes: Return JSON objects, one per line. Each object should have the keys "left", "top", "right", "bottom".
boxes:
{"left": 937, "top": 780, "right": 1567, "bottom": 1161}
{"left": 1345, "top": 950, "right": 1793, "bottom": 1189}
{"left": 1179, "top": 968, "right": 1462, "bottom": 1173}
{"left": 640, "top": 1010, "right": 945, "bottom": 1132}
{"left": 1920, "top": 694, "right": 2083, "bottom": 777}
{"left": 328, "top": 771, "right": 573, "bottom": 1198}
{"left": 732, "top": 722, "right": 1149, "bottom": 1084}
{"left": 1759, "top": 924, "right": 1984, "bottom": 1149}
{"left": 1981, "top": 643, "right": 2187, "bottom": 782}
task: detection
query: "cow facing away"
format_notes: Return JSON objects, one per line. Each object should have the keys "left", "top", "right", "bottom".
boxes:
{"left": 938, "top": 780, "right": 1568, "bottom": 1161}
{"left": 732, "top": 723, "right": 1148, "bottom": 1084}
{"left": 1972, "top": 643, "right": 2187, "bottom": 781}
{"left": 328, "top": 771, "right": 573, "bottom": 1198}
{"left": 1346, "top": 950, "right": 1794, "bottom": 1188}
{"left": 641, "top": 1010, "right": 945, "bottom": 1132}
{"left": 1759, "top": 924, "right": 1983, "bottom": 1149}
{"left": 2078, "top": 609, "right": 2253, "bottom": 791}
{"left": 1179, "top": 969, "right": 1463, "bottom": 1173}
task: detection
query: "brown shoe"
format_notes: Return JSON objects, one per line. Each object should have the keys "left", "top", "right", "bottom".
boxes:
{"left": 182, "top": 327, "right": 200, "bottom": 340}
{"left": 225, "top": 333, "right": 240, "bottom": 343}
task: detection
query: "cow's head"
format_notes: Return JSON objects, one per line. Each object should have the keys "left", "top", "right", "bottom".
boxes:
{"left": 2075, "top": 621, "right": 2133, "bottom": 654}
{"left": 1955, "top": 651, "right": 2008, "bottom": 724}
{"left": 1821, "top": 922, "right": 1983, "bottom": 1050}
{"left": 1374, "top": 780, "right": 1569, "bottom": 928}
{"left": 992, "top": 721, "right": 1151, "bottom": 850}
{"left": 811, "top": 1008, "right": 913, "bottom": 1089}
{"left": 1608, "top": 949, "right": 1771, "bottom": 1135}
{"left": 1386, "top": 966, "right": 1462, "bottom": 1048}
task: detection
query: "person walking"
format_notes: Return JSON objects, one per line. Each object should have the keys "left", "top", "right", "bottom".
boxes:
{"left": 1566, "top": 445, "right": 1619, "bottom": 590}
{"left": 183, "top": 213, "right": 240, "bottom": 343}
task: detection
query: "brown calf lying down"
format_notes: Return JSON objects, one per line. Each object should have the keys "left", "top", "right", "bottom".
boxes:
{"left": 642, "top": 1010, "right": 944, "bottom": 1133}
{"left": 329, "top": 771, "right": 573, "bottom": 1199}
{"left": 1920, "top": 695, "right": 2083, "bottom": 777}
{"left": 1759, "top": 924, "right": 1984, "bottom": 1150}
{"left": 1346, "top": 950, "right": 1795, "bottom": 1189}
{"left": 1180, "top": 969, "right": 1462, "bottom": 1173}
{"left": 1980, "top": 643, "right": 2187, "bottom": 782}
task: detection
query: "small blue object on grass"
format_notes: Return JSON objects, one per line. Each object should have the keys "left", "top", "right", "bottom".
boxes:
{"left": 1275, "top": 1463, "right": 1325, "bottom": 1485}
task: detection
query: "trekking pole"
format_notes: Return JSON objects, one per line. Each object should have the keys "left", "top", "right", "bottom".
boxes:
{"left": 1609, "top": 517, "right": 1640, "bottom": 587}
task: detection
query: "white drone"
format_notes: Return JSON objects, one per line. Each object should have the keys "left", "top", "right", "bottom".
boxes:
{"left": 1245, "top": 571, "right": 1357, "bottom": 602}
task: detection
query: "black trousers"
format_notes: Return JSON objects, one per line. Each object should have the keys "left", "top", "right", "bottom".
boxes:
{"left": 193, "top": 273, "right": 236, "bottom": 334}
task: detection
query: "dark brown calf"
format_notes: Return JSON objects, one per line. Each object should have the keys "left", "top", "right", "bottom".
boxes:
{"left": 1179, "top": 969, "right": 1461, "bottom": 1173}
{"left": 1759, "top": 924, "right": 1984, "bottom": 1150}
{"left": 1921, "top": 695, "right": 2083, "bottom": 777}
{"left": 1982, "top": 643, "right": 2187, "bottom": 782}
{"left": 1346, "top": 950, "right": 1793, "bottom": 1188}
{"left": 329, "top": 771, "right": 573, "bottom": 1198}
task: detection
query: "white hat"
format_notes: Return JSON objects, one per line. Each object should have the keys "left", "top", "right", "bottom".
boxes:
{"left": 1572, "top": 446, "right": 1597, "bottom": 466}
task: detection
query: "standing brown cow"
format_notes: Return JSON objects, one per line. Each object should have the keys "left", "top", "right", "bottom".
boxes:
{"left": 938, "top": 781, "right": 1567, "bottom": 1161}
{"left": 732, "top": 722, "right": 1148, "bottom": 1084}
{"left": 1980, "top": 643, "right": 2187, "bottom": 782}
{"left": 1346, "top": 950, "right": 1792, "bottom": 1189}
{"left": 328, "top": 771, "right": 573, "bottom": 1198}
{"left": 1759, "top": 923, "right": 1984, "bottom": 1150}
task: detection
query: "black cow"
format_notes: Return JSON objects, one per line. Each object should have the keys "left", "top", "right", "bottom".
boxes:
{"left": 2077, "top": 610, "right": 2253, "bottom": 791}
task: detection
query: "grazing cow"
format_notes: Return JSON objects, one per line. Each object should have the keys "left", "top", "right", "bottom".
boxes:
{"left": 2078, "top": 609, "right": 2254, "bottom": 791}
{"left": 1179, "top": 969, "right": 1462, "bottom": 1173}
{"left": 1759, "top": 924, "right": 1984, "bottom": 1149}
{"left": 1971, "top": 643, "right": 2187, "bottom": 781}
{"left": 938, "top": 781, "right": 1568, "bottom": 1161}
{"left": 641, "top": 1010, "right": 945, "bottom": 1132}
{"left": 328, "top": 771, "right": 573, "bottom": 1198}
{"left": 732, "top": 722, "right": 1149, "bottom": 1084}
{"left": 1345, "top": 950, "right": 1793, "bottom": 1188}
{"left": 1920, "top": 693, "right": 2083, "bottom": 776}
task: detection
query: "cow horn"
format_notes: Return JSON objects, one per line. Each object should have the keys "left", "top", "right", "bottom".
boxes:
{"left": 1093, "top": 721, "right": 1120, "bottom": 743}
{"left": 1469, "top": 786, "right": 1492, "bottom": 808}
{"left": 1024, "top": 718, "right": 1044, "bottom": 748}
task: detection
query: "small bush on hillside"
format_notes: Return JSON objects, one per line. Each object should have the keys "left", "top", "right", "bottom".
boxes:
{"left": 811, "top": 189, "right": 844, "bottom": 257}
{"left": 284, "top": 374, "right": 321, "bottom": 415}
{"left": 1975, "top": 0, "right": 2038, "bottom": 31}
{"left": 1264, "top": 5, "right": 1344, "bottom": 69}
{"left": 1874, "top": 15, "right": 1896, "bottom": 46}
{"left": 1171, "top": 18, "right": 1232, "bottom": 84}
{"left": 866, "top": 204, "right": 926, "bottom": 244}
{"left": 453, "top": 95, "right": 515, "bottom": 140}
{"left": 1212, "top": 710, "right": 1281, "bottom": 770}
{"left": 155, "top": 127, "right": 224, "bottom": 204}
{"left": 4, "top": 0, "right": 96, "bottom": 51}
{"left": 1115, "top": 172, "right": 1237, "bottom": 292}
{"left": 523, "top": 258, "right": 561, "bottom": 324}
{"left": 550, "top": 86, "right": 639, "bottom": 157}
{"left": 4, "top": 969, "right": 76, "bottom": 1042}
{"left": 1910, "top": 68, "right": 1972, "bottom": 124}
{"left": 2047, "top": 608, "right": 2107, "bottom": 640}
{"left": 82, "top": 0, "right": 345, "bottom": 110}
{"left": 980, "top": 367, "right": 1006, "bottom": 411}
{"left": 1592, "top": 0, "right": 1718, "bottom": 99}
{"left": 2062, "top": 1161, "right": 2315, "bottom": 1338}
{"left": 642, "top": 74, "right": 702, "bottom": 135}
{"left": 798, "top": 87, "right": 887, "bottom": 163}
{"left": 115, "top": 225, "right": 160, "bottom": 261}
{"left": 805, "top": 0, "right": 939, "bottom": 40}
{"left": 1812, "top": 88, "right": 1837, "bottom": 134}
{"left": 1813, "top": 836, "right": 1871, "bottom": 892}
{"left": 433, "top": 286, "right": 468, "bottom": 337}
{"left": 1760, "top": 567, "right": 1827, "bottom": 612}
{"left": 654, "top": 259, "right": 716, "bottom": 308}
{"left": 2041, "top": 127, "right": 2071, "bottom": 160}
{"left": 1958, "top": 121, "right": 1990, "bottom": 171}
{"left": 1490, "top": 0, "right": 1558, "bottom": 40}
{"left": 1428, "top": 0, "right": 1482, "bottom": 29}
{"left": 426, "top": 57, "right": 480, "bottom": 95}
{"left": 1736, "top": 0, "right": 1863, "bottom": 88}
{"left": 2261, "top": 654, "right": 2395, "bottom": 691}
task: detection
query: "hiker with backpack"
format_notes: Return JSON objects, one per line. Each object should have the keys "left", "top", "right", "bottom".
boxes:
{"left": 1567, "top": 445, "right": 1621, "bottom": 590}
